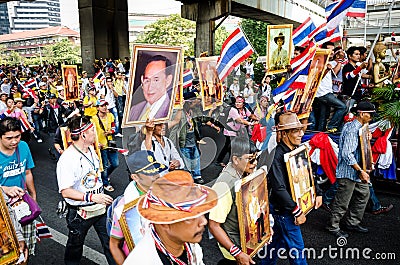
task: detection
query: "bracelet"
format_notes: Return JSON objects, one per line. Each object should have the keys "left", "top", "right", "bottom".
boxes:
{"left": 84, "top": 192, "right": 92, "bottom": 203}
{"left": 229, "top": 245, "right": 242, "bottom": 257}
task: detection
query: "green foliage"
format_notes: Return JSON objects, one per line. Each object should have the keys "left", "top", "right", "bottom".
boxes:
{"left": 136, "top": 14, "right": 196, "bottom": 56}
{"left": 371, "top": 83, "right": 400, "bottom": 127}
{"left": 214, "top": 26, "right": 230, "bottom": 55}
{"left": 43, "top": 39, "right": 81, "bottom": 64}
{"left": 241, "top": 19, "right": 269, "bottom": 83}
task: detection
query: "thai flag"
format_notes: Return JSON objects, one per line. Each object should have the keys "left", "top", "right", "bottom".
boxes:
{"left": 0, "top": 110, "right": 31, "bottom": 132}
{"left": 216, "top": 27, "right": 254, "bottom": 82}
{"left": 0, "top": 69, "right": 5, "bottom": 79}
{"left": 292, "top": 17, "right": 317, "bottom": 47}
{"left": 18, "top": 79, "right": 38, "bottom": 100}
{"left": 310, "top": 23, "right": 341, "bottom": 45}
{"left": 326, "top": 0, "right": 356, "bottom": 34}
{"left": 24, "top": 78, "right": 37, "bottom": 89}
{"left": 272, "top": 62, "right": 311, "bottom": 104}
{"left": 93, "top": 70, "right": 106, "bottom": 82}
{"left": 347, "top": 0, "right": 367, "bottom": 18}
{"left": 182, "top": 69, "right": 194, "bottom": 88}
{"left": 290, "top": 41, "right": 317, "bottom": 76}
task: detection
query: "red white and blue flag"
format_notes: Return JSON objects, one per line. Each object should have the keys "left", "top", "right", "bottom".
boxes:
{"left": 17, "top": 79, "right": 38, "bottom": 100}
{"left": 290, "top": 41, "right": 317, "bottom": 76}
{"left": 326, "top": 0, "right": 356, "bottom": 34}
{"left": 93, "top": 70, "right": 106, "bottom": 82}
{"left": 24, "top": 78, "right": 37, "bottom": 89}
{"left": 347, "top": 0, "right": 367, "bottom": 18}
{"left": 182, "top": 69, "right": 194, "bottom": 88}
{"left": 216, "top": 27, "right": 254, "bottom": 82}
{"left": 292, "top": 17, "right": 317, "bottom": 47}
{"left": 272, "top": 62, "right": 312, "bottom": 105}
{"left": 310, "top": 23, "right": 341, "bottom": 45}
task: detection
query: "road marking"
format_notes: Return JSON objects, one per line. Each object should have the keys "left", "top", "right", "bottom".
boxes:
{"left": 49, "top": 227, "right": 108, "bottom": 264}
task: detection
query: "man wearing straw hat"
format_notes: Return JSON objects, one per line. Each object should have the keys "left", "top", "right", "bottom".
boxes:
{"left": 123, "top": 170, "right": 217, "bottom": 264}
{"left": 263, "top": 112, "right": 322, "bottom": 265}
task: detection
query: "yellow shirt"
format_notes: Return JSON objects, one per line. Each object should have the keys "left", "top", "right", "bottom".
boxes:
{"left": 113, "top": 79, "right": 124, "bottom": 96}
{"left": 92, "top": 113, "right": 114, "bottom": 148}
{"left": 83, "top": 95, "right": 98, "bottom": 117}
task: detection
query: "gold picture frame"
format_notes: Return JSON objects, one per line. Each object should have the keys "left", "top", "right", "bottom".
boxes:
{"left": 266, "top": 24, "right": 293, "bottom": 74}
{"left": 290, "top": 48, "right": 331, "bottom": 119}
{"left": 196, "top": 56, "right": 223, "bottom": 111}
{"left": 61, "top": 65, "right": 79, "bottom": 102}
{"left": 122, "top": 44, "right": 183, "bottom": 127}
{"left": 359, "top": 124, "right": 373, "bottom": 171}
{"left": 119, "top": 197, "right": 141, "bottom": 252}
{"left": 236, "top": 167, "right": 271, "bottom": 257}
{"left": 174, "top": 53, "right": 184, "bottom": 110}
{"left": 60, "top": 126, "right": 104, "bottom": 172}
{"left": 284, "top": 145, "right": 316, "bottom": 215}
{"left": 0, "top": 192, "right": 20, "bottom": 265}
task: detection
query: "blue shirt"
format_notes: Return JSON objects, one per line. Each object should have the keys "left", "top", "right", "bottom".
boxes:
{"left": 336, "top": 119, "right": 362, "bottom": 182}
{"left": 0, "top": 141, "right": 35, "bottom": 188}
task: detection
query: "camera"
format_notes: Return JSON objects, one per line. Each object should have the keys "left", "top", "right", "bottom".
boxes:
{"left": 108, "top": 140, "right": 117, "bottom": 148}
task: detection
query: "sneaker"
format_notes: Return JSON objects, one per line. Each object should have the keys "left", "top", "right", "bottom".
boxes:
{"left": 115, "top": 133, "right": 123, "bottom": 137}
{"left": 371, "top": 204, "right": 393, "bottom": 215}
{"left": 37, "top": 139, "right": 43, "bottom": 143}
{"left": 104, "top": 185, "right": 115, "bottom": 192}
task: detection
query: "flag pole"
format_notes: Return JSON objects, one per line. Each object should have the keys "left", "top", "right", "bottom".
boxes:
{"left": 351, "top": 0, "right": 395, "bottom": 97}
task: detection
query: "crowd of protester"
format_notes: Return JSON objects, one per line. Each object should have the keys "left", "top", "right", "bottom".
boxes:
{"left": 0, "top": 40, "right": 396, "bottom": 265}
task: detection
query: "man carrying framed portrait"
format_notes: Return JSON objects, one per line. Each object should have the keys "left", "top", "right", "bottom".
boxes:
{"left": 264, "top": 112, "right": 322, "bottom": 265}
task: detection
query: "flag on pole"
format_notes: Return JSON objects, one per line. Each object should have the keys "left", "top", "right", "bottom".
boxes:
{"left": 272, "top": 62, "right": 311, "bottom": 104}
{"left": 347, "top": 0, "right": 367, "bottom": 18}
{"left": 326, "top": 0, "right": 356, "bottom": 34}
{"left": 311, "top": 24, "right": 341, "bottom": 45}
{"left": 24, "top": 78, "right": 37, "bottom": 89}
{"left": 292, "top": 17, "right": 317, "bottom": 47}
{"left": 290, "top": 41, "right": 317, "bottom": 75}
{"left": 93, "top": 70, "right": 106, "bottom": 82}
{"left": 17, "top": 79, "right": 38, "bottom": 100}
{"left": 216, "top": 27, "right": 254, "bottom": 82}
{"left": 182, "top": 69, "right": 194, "bottom": 88}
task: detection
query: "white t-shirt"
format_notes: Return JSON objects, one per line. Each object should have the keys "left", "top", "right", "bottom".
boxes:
{"left": 229, "top": 83, "right": 240, "bottom": 98}
{"left": 100, "top": 86, "right": 116, "bottom": 109}
{"left": 316, "top": 61, "right": 337, "bottom": 98}
{"left": 243, "top": 87, "right": 254, "bottom": 104}
{"left": 57, "top": 145, "right": 104, "bottom": 206}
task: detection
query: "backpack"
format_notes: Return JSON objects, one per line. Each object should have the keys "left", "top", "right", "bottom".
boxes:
{"left": 106, "top": 194, "right": 123, "bottom": 236}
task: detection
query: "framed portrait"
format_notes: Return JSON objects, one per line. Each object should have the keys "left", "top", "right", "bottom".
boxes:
{"left": 266, "top": 24, "right": 293, "bottom": 74}
{"left": 122, "top": 44, "right": 183, "bottom": 127}
{"left": 0, "top": 192, "right": 20, "bottom": 265}
{"left": 196, "top": 56, "right": 223, "bottom": 111}
{"left": 60, "top": 126, "right": 103, "bottom": 172}
{"left": 359, "top": 124, "right": 373, "bottom": 171}
{"left": 236, "top": 167, "right": 271, "bottom": 257}
{"left": 289, "top": 49, "right": 331, "bottom": 119}
{"left": 119, "top": 198, "right": 142, "bottom": 252}
{"left": 284, "top": 145, "right": 316, "bottom": 215}
{"left": 61, "top": 65, "right": 79, "bottom": 102}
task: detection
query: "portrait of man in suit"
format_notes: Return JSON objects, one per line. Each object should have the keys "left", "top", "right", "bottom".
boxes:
{"left": 122, "top": 45, "right": 182, "bottom": 127}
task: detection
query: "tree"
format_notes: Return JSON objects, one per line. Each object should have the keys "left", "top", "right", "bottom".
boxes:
{"left": 43, "top": 38, "right": 81, "bottom": 64}
{"left": 136, "top": 14, "right": 229, "bottom": 56}
{"left": 241, "top": 19, "right": 269, "bottom": 83}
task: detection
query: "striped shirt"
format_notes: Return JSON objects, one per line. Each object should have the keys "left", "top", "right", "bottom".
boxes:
{"left": 336, "top": 119, "right": 362, "bottom": 182}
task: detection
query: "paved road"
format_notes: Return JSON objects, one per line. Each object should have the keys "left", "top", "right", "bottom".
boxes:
{"left": 27, "top": 128, "right": 399, "bottom": 265}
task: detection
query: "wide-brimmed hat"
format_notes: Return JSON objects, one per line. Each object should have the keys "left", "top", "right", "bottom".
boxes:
{"left": 138, "top": 170, "right": 218, "bottom": 224}
{"left": 350, "top": 101, "right": 376, "bottom": 113}
{"left": 126, "top": 150, "right": 167, "bottom": 176}
{"left": 275, "top": 112, "right": 310, "bottom": 131}
{"left": 274, "top": 32, "right": 285, "bottom": 44}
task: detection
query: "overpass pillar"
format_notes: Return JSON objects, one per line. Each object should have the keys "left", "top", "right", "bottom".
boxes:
{"left": 78, "top": 0, "right": 129, "bottom": 75}
{"left": 182, "top": 0, "right": 228, "bottom": 57}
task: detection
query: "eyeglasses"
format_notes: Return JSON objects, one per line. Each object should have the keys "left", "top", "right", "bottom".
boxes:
{"left": 235, "top": 153, "right": 259, "bottom": 164}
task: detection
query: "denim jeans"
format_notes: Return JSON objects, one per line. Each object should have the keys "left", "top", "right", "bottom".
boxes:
{"left": 368, "top": 184, "right": 381, "bottom": 211}
{"left": 260, "top": 211, "right": 307, "bottom": 265}
{"left": 180, "top": 146, "right": 201, "bottom": 179}
{"left": 317, "top": 93, "right": 346, "bottom": 131}
{"left": 32, "top": 113, "right": 42, "bottom": 136}
{"left": 323, "top": 182, "right": 338, "bottom": 205}
{"left": 100, "top": 149, "right": 119, "bottom": 186}
{"left": 108, "top": 107, "right": 120, "bottom": 134}
{"left": 116, "top": 96, "right": 124, "bottom": 121}
{"left": 65, "top": 207, "right": 115, "bottom": 265}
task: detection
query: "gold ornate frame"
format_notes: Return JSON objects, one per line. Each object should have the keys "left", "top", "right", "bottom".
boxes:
{"left": 119, "top": 197, "right": 141, "bottom": 252}
{"left": 122, "top": 44, "right": 183, "bottom": 127}
{"left": 0, "top": 192, "right": 20, "bottom": 265}
{"left": 266, "top": 24, "right": 293, "bottom": 74}
{"left": 284, "top": 145, "right": 316, "bottom": 215}
{"left": 61, "top": 65, "right": 79, "bottom": 102}
{"left": 195, "top": 56, "right": 223, "bottom": 111}
{"left": 236, "top": 167, "right": 271, "bottom": 257}
{"left": 174, "top": 53, "right": 184, "bottom": 109}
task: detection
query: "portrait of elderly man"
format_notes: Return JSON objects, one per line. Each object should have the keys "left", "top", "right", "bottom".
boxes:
{"left": 128, "top": 54, "right": 175, "bottom": 122}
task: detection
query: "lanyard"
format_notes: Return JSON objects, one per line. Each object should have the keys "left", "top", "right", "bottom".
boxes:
{"left": 73, "top": 144, "right": 97, "bottom": 171}
{"left": 150, "top": 224, "right": 192, "bottom": 265}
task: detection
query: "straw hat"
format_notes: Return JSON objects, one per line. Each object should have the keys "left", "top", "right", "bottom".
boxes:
{"left": 275, "top": 112, "right": 310, "bottom": 131}
{"left": 138, "top": 170, "right": 217, "bottom": 224}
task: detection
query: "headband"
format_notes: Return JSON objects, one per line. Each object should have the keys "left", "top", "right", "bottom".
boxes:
{"left": 70, "top": 122, "right": 93, "bottom": 135}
